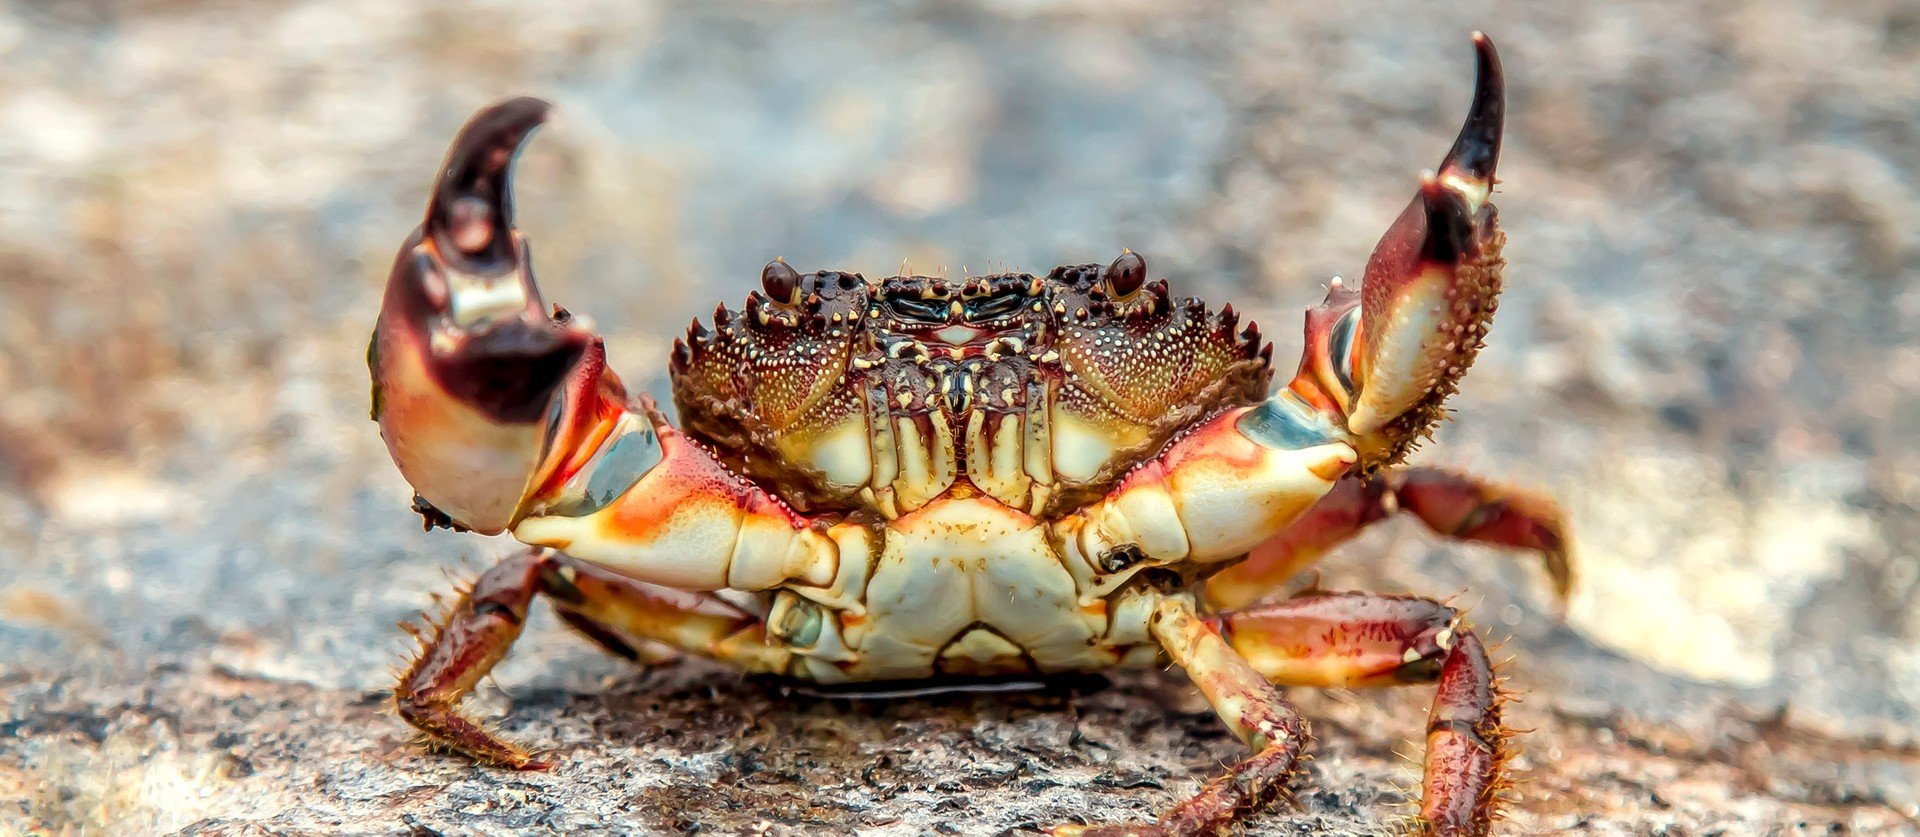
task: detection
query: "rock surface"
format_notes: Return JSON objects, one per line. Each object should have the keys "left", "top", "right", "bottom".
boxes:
{"left": 2, "top": 0, "right": 1918, "bottom": 833}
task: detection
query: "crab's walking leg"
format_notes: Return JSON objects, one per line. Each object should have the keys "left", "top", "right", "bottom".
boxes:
{"left": 1137, "top": 596, "right": 1310, "bottom": 836}
{"left": 1419, "top": 630, "right": 1504, "bottom": 836}
{"left": 1389, "top": 468, "right": 1570, "bottom": 600}
{"left": 395, "top": 548, "right": 781, "bottom": 769}
{"left": 1216, "top": 592, "right": 1507, "bottom": 836}
{"left": 1206, "top": 467, "right": 1571, "bottom": 610}
{"left": 547, "top": 555, "right": 789, "bottom": 673}
{"left": 396, "top": 549, "right": 551, "bottom": 769}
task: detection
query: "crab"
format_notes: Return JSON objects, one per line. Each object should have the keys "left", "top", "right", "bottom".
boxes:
{"left": 367, "top": 33, "right": 1571, "bottom": 836}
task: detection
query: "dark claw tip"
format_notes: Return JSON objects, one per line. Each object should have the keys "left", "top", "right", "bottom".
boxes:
{"left": 1441, "top": 32, "right": 1503, "bottom": 183}
{"left": 428, "top": 97, "right": 554, "bottom": 268}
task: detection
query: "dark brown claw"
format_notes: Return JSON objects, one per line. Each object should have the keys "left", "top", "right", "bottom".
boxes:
{"left": 369, "top": 98, "right": 597, "bottom": 532}
{"left": 393, "top": 95, "right": 588, "bottom": 427}
{"left": 427, "top": 96, "right": 553, "bottom": 273}
{"left": 382, "top": 96, "right": 585, "bottom": 426}
{"left": 1424, "top": 31, "right": 1502, "bottom": 267}
{"left": 1440, "top": 33, "right": 1503, "bottom": 185}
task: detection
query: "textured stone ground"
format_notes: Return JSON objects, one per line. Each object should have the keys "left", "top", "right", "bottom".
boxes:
{"left": 2, "top": 0, "right": 1918, "bottom": 833}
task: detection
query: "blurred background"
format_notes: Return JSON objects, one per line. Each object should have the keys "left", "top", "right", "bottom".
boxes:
{"left": 1, "top": 0, "right": 1916, "bottom": 833}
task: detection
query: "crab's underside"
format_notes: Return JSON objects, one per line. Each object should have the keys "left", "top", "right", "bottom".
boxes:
{"left": 368, "top": 33, "right": 1571, "bottom": 836}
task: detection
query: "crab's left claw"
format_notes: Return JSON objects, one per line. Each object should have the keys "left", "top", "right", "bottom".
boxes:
{"left": 369, "top": 98, "right": 608, "bottom": 535}
{"left": 1291, "top": 33, "right": 1507, "bottom": 470}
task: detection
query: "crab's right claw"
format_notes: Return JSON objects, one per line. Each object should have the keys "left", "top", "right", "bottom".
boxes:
{"left": 369, "top": 98, "right": 606, "bottom": 535}
{"left": 1295, "top": 34, "right": 1506, "bottom": 471}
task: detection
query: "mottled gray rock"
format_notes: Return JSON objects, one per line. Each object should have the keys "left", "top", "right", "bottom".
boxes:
{"left": 2, "top": 0, "right": 1917, "bottom": 833}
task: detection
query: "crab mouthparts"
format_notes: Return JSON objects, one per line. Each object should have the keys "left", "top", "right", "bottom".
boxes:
{"left": 934, "top": 325, "right": 985, "bottom": 345}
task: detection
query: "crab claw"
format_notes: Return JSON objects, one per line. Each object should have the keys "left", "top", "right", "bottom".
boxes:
{"left": 369, "top": 97, "right": 602, "bottom": 534}
{"left": 1342, "top": 33, "right": 1506, "bottom": 468}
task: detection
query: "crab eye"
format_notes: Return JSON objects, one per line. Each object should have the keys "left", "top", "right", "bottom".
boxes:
{"left": 1105, "top": 250, "right": 1146, "bottom": 298}
{"left": 886, "top": 296, "right": 950, "bottom": 322}
{"left": 965, "top": 293, "right": 1025, "bottom": 322}
{"left": 761, "top": 259, "right": 802, "bottom": 304}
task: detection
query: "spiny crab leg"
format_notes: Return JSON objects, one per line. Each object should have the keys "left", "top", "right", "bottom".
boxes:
{"left": 395, "top": 548, "right": 783, "bottom": 769}
{"left": 1206, "top": 467, "right": 1573, "bottom": 611}
{"left": 1215, "top": 591, "right": 1464, "bottom": 687}
{"left": 1144, "top": 597, "right": 1310, "bottom": 835}
{"left": 1218, "top": 592, "right": 1508, "bottom": 836}
{"left": 1121, "top": 592, "right": 1505, "bottom": 837}
{"left": 396, "top": 549, "right": 556, "bottom": 770}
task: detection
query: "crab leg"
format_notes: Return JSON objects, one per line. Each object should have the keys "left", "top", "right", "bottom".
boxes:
{"left": 1213, "top": 591, "right": 1461, "bottom": 686}
{"left": 1142, "top": 596, "right": 1310, "bottom": 835}
{"left": 1216, "top": 592, "right": 1507, "bottom": 836}
{"left": 1205, "top": 467, "right": 1572, "bottom": 610}
{"left": 395, "top": 549, "right": 551, "bottom": 769}
{"left": 510, "top": 397, "right": 854, "bottom": 592}
{"left": 395, "top": 548, "right": 781, "bottom": 769}
{"left": 370, "top": 98, "right": 849, "bottom": 593}
{"left": 547, "top": 554, "right": 789, "bottom": 673}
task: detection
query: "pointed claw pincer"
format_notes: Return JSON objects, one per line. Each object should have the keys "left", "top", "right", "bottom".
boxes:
{"left": 1341, "top": 33, "right": 1507, "bottom": 469}
{"left": 369, "top": 98, "right": 605, "bottom": 534}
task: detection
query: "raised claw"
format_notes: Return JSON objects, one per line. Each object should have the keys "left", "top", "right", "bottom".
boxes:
{"left": 370, "top": 97, "right": 601, "bottom": 534}
{"left": 1340, "top": 34, "right": 1508, "bottom": 469}
{"left": 396, "top": 96, "right": 583, "bottom": 423}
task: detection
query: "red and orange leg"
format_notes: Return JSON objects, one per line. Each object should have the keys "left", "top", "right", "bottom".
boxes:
{"left": 396, "top": 549, "right": 553, "bottom": 769}
{"left": 395, "top": 548, "right": 785, "bottom": 768}
{"left": 1217, "top": 592, "right": 1508, "bottom": 836}
{"left": 1064, "top": 592, "right": 1506, "bottom": 836}
{"left": 1206, "top": 467, "right": 1572, "bottom": 610}
{"left": 1078, "top": 596, "right": 1310, "bottom": 837}
{"left": 1393, "top": 468, "right": 1571, "bottom": 601}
